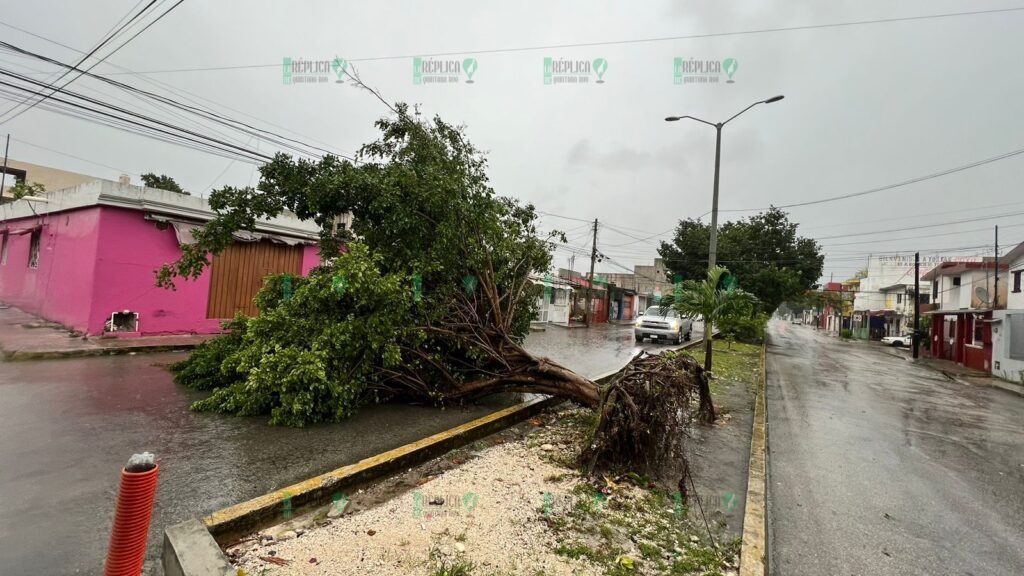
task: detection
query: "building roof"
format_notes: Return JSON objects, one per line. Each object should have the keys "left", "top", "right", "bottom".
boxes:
{"left": 0, "top": 178, "right": 320, "bottom": 241}
{"left": 1002, "top": 241, "right": 1024, "bottom": 267}
{"left": 920, "top": 260, "right": 1007, "bottom": 281}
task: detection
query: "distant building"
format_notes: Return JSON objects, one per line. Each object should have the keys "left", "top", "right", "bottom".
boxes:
{"left": 531, "top": 273, "right": 574, "bottom": 325}
{"left": 992, "top": 242, "right": 1024, "bottom": 383}
{"left": 923, "top": 260, "right": 1008, "bottom": 372}
{"left": 0, "top": 178, "right": 320, "bottom": 336}
{"left": 595, "top": 258, "right": 672, "bottom": 316}
{"left": 852, "top": 254, "right": 977, "bottom": 340}
{"left": 1, "top": 159, "right": 101, "bottom": 201}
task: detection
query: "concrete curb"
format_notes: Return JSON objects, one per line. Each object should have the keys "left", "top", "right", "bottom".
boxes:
{"left": 202, "top": 394, "right": 567, "bottom": 543}
{"left": 161, "top": 338, "right": 705, "bottom": 574}
{"left": 739, "top": 341, "right": 768, "bottom": 576}
{"left": 162, "top": 519, "right": 235, "bottom": 576}
{"left": 2, "top": 342, "right": 202, "bottom": 361}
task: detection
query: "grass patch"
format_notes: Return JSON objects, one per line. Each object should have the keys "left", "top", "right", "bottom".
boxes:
{"left": 683, "top": 341, "right": 760, "bottom": 395}
{"left": 534, "top": 428, "right": 740, "bottom": 575}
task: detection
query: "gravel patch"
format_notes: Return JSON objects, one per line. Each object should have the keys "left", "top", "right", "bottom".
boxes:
{"left": 232, "top": 408, "right": 740, "bottom": 575}
{"left": 234, "top": 439, "right": 595, "bottom": 575}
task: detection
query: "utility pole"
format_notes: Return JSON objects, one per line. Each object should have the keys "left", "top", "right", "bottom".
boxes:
{"left": 584, "top": 218, "right": 598, "bottom": 326}
{"left": 913, "top": 251, "right": 920, "bottom": 359}
{"left": 1, "top": 134, "right": 9, "bottom": 198}
{"left": 994, "top": 225, "right": 999, "bottom": 309}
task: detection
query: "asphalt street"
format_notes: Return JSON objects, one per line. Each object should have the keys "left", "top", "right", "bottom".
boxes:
{"left": 0, "top": 321, "right": 698, "bottom": 575}
{"left": 766, "top": 320, "right": 1024, "bottom": 575}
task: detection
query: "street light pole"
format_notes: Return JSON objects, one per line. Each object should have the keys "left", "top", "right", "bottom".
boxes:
{"left": 666, "top": 95, "right": 784, "bottom": 371}
{"left": 708, "top": 124, "right": 722, "bottom": 271}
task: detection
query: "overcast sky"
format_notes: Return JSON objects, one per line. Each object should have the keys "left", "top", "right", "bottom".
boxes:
{"left": 2, "top": 0, "right": 1022, "bottom": 283}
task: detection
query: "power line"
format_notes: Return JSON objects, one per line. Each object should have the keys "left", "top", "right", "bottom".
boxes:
{"left": 6, "top": 135, "right": 138, "bottom": 176}
{"left": 0, "top": 19, "right": 356, "bottom": 159}
{"left": 819, "top": 222, "right": 1024, "bottom": 248}
{"left": 814, "top": 211, "right": 1024, "bottom": 241}
{"left": 0, "top": 0, "right": 182, "bottom": 125}
{"left": 0, "top": 40, "right": 347, "bottom": 161}
{"left": 0, "top": 68, "right": 271, "bottom": 162}
{"left": 0, "top": 0, "right": 157, "bottom": 121}
{"left": 84, "top": 6, "right": 1024, "bottom": 75}
{"left": 718, "top": 145, "right": 1024, "bottom": 214}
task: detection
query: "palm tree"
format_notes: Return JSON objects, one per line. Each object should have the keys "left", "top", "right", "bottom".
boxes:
{"left": 671, "top": 266, "right": 760, "bottom": 422}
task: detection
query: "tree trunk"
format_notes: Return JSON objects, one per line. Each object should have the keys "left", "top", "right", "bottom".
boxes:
{"left": 444, "top": 354, "right": 600, "bottom": 408}
{"left": 699, "top": 330, "right": 717, "bottom": 423}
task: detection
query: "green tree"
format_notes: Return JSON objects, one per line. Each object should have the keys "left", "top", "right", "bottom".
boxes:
{"left": 7, "top": 181, "right": 45, "bottom": 200}
{"left": 161, "top": 105, "right": 603, "bottom": 425}
{"left": 669, "top": 265, "right": 760, "bottom": 422}
{"left": 659, "top": 208, "right": 823, "bottom": 314}
{"left": 141, "top": 172, "right": 188, "bottom": 195}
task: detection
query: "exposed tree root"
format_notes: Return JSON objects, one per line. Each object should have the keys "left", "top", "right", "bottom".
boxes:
{"left": 581, "top": 350, "right": 707, "bottom": 486}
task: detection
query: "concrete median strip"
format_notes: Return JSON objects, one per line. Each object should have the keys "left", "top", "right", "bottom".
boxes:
{"left": 739, "top": 342, "right": 769, "bottom": 576}
{"left": 161, "top": 338, "right": 709, "bottom": 574}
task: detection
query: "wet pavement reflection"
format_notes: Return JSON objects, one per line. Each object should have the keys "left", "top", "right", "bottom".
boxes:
{"left": 0, "top": 321, "right": 701, "bottom": 575}
{"left": 766, "top": 320, "right": 1024, "bottom": 575}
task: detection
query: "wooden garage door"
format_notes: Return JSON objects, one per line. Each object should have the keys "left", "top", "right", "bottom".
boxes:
{"left": 207, "top": 241, "right": 303, "bottom": 318}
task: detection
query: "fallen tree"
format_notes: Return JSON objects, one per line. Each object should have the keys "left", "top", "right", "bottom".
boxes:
{"left": 162, "top": 104, "right": 710, "bottom": 461}
{"left": 583, "top": 350, "right": 704, "bottom": 486}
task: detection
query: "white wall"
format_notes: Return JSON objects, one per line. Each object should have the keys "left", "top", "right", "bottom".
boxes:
{"left": 1007, "top": 254, "right": 1024, "bottom": 310}
{"left": 854, "top": 254, "right": 972, "bottom": 311}
{"left": 992, "top": 310, "right": 1024, "bottom": 384}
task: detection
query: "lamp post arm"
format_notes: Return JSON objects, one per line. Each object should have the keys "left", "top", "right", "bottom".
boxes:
{"left": 722, "top": 101, "right": 763, "bottom": 126}
{"left": 674, "top": 115, "right": 717, "bottom": 128}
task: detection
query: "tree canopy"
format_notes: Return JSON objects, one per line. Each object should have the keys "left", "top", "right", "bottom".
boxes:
{"left": 658, "top": 208, "right": 823, "bottom": 314}
{"left": 163, "top": 105, "right": 599, "bottom": 425}
{"left": 141, "top": 172, "right": 188, "bottom": 195}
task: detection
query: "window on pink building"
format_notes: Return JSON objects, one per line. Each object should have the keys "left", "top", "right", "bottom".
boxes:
{"left": 0, "top": 232, "right": 7, "bottom": 265}
{"left": 28, "top": 230, "right": 40, "bottom": 269}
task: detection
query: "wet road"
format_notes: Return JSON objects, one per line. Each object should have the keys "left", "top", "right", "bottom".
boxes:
{"left": 766, "top": 320, "right": 1024, "bottom": 575}
{"left": 526, "top": 320, "right": 704, "bottom": 377}
{"left": 0, "top": 321, "right": 700, "bottom": 575}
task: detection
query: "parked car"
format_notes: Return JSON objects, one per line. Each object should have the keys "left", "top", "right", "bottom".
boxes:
{"left": 635, "top": 306, "right": 692, "bottom": 344}
{"left": 881, "top": 333, "right": 913, "bottom": 347}
{"left": 792, "top": 318, "right": 803, "bottom": 325}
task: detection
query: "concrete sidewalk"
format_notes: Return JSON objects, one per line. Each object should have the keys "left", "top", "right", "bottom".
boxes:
{"left": 0, "top": 303, "right": 215, "bottom": 360}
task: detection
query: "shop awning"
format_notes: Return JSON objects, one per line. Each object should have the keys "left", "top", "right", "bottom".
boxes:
{"left": 153, "top": 217, "right": 313, "bottom": 247}
{"left": 3, "top": 224, "right": 42, "bottom": 235}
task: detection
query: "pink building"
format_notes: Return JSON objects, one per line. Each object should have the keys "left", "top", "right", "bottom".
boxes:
{"left": 0, "top": 179, "right": 321, "bottom": 336}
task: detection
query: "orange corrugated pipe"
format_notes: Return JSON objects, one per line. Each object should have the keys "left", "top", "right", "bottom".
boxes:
{"left": 104, "top": 453, "right": 159, "bottom": 576}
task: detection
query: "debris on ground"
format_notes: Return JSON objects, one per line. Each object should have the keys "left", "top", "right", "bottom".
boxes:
{"left": 232, "top": 406, "right": 739, "bottom": 575}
